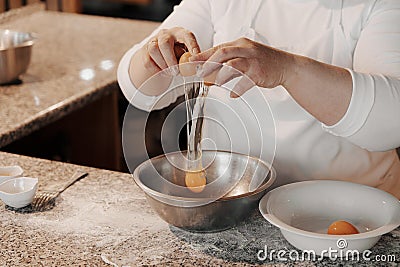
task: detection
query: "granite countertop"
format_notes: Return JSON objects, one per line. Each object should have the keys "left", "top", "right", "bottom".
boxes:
{"left": 0, "top": 4, "right": 158, "bottom": 147}
{"left": 0, "top": 151, "right": 398, "bottom": 266}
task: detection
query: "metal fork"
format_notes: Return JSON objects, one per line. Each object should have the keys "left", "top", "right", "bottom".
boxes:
{"left": 31, "top": 171, "right": 88, "bottom": 211}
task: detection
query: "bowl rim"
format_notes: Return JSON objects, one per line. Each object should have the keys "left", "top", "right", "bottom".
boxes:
{"left": 259, "top": 180, "right": 400, "bottom": 240}
{"left": 0, "top": 29, "right": 36, "bottom": 51}
{"left": 0, "top": 177, "right": 38, "bottom": 196}
{"left": 133, "top": 150, "right": 276, "bottom": 202}
{"left": 0, "top": 165, "right": 23, "bottom": 178}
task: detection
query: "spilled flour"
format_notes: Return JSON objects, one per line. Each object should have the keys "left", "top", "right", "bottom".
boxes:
{"left": 5, "top": 174, "right": 169, "bottom": 252}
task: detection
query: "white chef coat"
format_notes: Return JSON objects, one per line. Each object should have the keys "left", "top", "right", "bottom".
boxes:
{"left": 118, "top": 0, "right": 400, "bottom": 196}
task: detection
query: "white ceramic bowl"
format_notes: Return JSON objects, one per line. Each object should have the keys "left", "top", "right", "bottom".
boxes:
{"left": 0, "top": 177, "right": 38, "bottom": 208}
{"left": 259, "top": 180, "right": 400, "bottom": 255}
{"left": 0, "top": 165, "right": 23, "bottom": 184}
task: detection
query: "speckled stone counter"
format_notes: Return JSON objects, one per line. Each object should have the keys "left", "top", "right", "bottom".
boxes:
{"left": 0, "top": 4, "right": 158, "bottom": 147}
{"left": 0, "top": 151, "right": 399, "bottom": 266}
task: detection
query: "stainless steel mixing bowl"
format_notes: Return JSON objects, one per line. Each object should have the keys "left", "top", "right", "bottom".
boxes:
{"left": 133, "top": 150, "right": 276, "bottom": 232}
{"left": 0, "top": 30, "right": 35, "bottom": 84}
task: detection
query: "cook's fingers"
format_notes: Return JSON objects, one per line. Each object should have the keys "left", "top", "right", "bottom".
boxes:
{"left": 170, "top": 28, "right": 200, "bottom": 56}
{"left": 197, "top": 61, "right": 223, "bottom": 80}
{"left": 147, "top": 39, "right": 168, "bottom": 70}
{"left": 190, "top": 46, "right": 216, "bottom": 61}
{"left": 214, "top": 61, "right": 244, "bottom": 86}
{"left": 142, "top": 50, "right": 162, "bottom": 73}
{"left": 182, "top": 31, "right": 200, "bottom": 55}
{"left": 158, "top": 34, "right": 179, "bottom": 69}
{"left": 190, "top": 40, "right": 238, "bottom": 61}
{"left": 207, "top": 46, "right": 248, "bottom": 64}
{"left": 198, "top": 48, "right": 248, "bottom": 77}
{"left": 230, "top": 76, "right": 256, "bottom": 98}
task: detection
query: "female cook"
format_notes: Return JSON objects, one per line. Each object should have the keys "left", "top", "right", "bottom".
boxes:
{"left": 118, "top": 0, "right": 400, "bottom": 198}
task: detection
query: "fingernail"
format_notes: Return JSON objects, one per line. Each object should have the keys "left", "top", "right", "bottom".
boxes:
{"left": 192, "top": 48, "right": 200, "bottom": 54}
{"left": 230, "top": 91, "right": 240, "bottom": 98}
{"left": 171, "top": 65, "right": 179, "bottom": 76}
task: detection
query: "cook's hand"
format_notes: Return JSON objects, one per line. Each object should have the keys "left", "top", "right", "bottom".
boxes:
{"left": 190, "top": 38, "right": 294, "bottom": 98}
{"left": 144, "top": 27, "right": 200, "bottom": 74}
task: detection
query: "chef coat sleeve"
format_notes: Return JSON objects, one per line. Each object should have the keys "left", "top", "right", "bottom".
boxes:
{"left": 117, "top": 0, "right": 213, "bottom": 112}
{"left": 322, "top": 0, "right": 400, "bottom": 152}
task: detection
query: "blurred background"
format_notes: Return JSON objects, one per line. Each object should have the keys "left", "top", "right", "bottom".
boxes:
{"left": 82, "top": 0, "right": 181, "bottom": 21}
{"left": 1, "top": 0, "right": 186, "bottom": 172}
{"left": 1, "top": 0, "right": 181, "bottom": 21}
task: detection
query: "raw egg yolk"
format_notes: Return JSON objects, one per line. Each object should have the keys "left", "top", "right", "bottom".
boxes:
{"left": 327, "top": 220, "right": 359, "bottom": 235}
{"left": 185, "top": 170, "right": 206, "bottom": 193}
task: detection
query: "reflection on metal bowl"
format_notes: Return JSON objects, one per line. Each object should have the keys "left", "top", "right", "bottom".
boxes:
{"left": 133, "top": 150, "right": 276, "bottom": 232}
{"left": 0, "top": 29, "right": 36, "bottom": 84}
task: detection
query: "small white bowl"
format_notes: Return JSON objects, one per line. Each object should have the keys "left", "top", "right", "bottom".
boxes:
{"left": 259, "top": 180, "right": 400, "bottom": 255}
{"left": 0, "top": 177, "right": 38, "bottom": 208}
{"left": 0, "top": 165, "right": 23, "bottom": 184}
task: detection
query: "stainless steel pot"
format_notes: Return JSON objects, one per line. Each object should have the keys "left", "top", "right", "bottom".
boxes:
{"left": 0, "top": 30, "right": 35, "bottom": 84}
{"left": 133, "top": 150, "right": 276, "bottom": 232}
